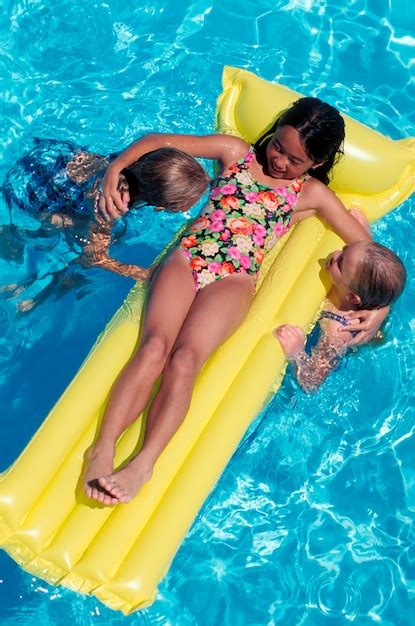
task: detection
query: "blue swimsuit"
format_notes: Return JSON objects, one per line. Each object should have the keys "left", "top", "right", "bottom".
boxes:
{"left": 2, "top": 138, "right": 116, "bottom": 218}
{"left": 320, "top": 310, "right": 359, "bottom": 338}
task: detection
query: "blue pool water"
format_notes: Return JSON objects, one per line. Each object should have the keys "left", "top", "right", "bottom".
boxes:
{"left": 1, "top": 0, "right": 414, "bottom": 624}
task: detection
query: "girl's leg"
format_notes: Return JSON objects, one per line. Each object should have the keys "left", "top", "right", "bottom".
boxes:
{"left": 84, "top": 249, "right": 196, "bottom": 503}
{"left": 98, "top": 273, "right": 254, "bottom": 504}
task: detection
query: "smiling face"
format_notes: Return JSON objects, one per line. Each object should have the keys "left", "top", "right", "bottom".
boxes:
{"left": 265, "top": 125, "right": 320, "bottom": 179}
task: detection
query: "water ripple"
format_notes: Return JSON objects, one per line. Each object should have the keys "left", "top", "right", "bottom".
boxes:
{"left": 307, "top": 573, "right": 361, "bottom": 620}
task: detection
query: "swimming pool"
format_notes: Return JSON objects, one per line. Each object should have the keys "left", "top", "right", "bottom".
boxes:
{"left": 0, "top": 0, "right": 414, "bottom": 624}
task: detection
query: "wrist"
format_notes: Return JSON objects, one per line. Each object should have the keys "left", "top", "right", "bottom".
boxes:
{"left": 107, "top": 161, "right": 122, "bottom": 177}
{"left": 286, "top": 348, "right": 306, "bottom": 362}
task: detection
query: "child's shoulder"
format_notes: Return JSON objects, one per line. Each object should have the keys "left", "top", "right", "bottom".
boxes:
{"left": 215, "top": 134, "right": 250, "bottom": 167}
{"left": 297, "top": 176, "right": 338, "bottom": 213}
{"left": 302, "top": 176, "right": 332, "bottom": 198}
{"left": 319, "top": 309, "right": 354, "bottom": 349}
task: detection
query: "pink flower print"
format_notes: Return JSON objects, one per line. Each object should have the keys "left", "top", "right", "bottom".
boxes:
{"left": 240, "top": 255, "right": 251, "bottom": 270}
{"left": 253, "top": 234, "right": 265, "bottom": 246}
{"left": 253, "top": 224, "right": 267, "bottom": 237}
{"left": 219, "top": 229, "right": 231, "bottom": 241}
{"left": 244, "top": 151, "right": 254, "bottom": 163}
{"left": 210, "top": 209, "right": 226, "bottom": 221}
{"left": 273, "top": 222, "right": 288, "bottom": 237}
{"left": 277, "top": 186, "right": 288, "bottom": 197}
{"left": 284, "top": 193, "right": 297, "bottom": 209}
{"left": 245, "top": 191, "right": 259, "bottom": 203}
{"left": 211, "top": 186, "right": 223, "bottom": 199}
{"left": 208, "top": 261, "right": 222, "bottom": 274}
{"left": 228, "top": 246, "right": 242, "bottom": 261}
{"left": 209, "top": 220, "right": 225, "bottom": 232}
{"left": 219, "top": 183, "right": 237, "bottom": 195}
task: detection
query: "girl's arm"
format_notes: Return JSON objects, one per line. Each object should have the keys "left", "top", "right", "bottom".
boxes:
{"left": 296, "top": 180, "right": 372, "bottom": 243}
{"left": 99, "top": 133, "right": 249, "bottom": 221}
{"left": 274, "top": 324, "right": 346, "bottom": 393}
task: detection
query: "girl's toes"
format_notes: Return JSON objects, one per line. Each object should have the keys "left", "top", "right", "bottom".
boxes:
{"left": 103, "top": 492, "right": 117, "bottom": 506}
{"left": 96, "top": 489, "right": 106, "bottom": 504}
{"left": 109, "top": 483, "right": 124, "bottom": 500}
{"left": 98, "top": 475, "right": 112, "bottom": 492}
{"left": 90, "top": 486, "right": 100, "bottom": 501}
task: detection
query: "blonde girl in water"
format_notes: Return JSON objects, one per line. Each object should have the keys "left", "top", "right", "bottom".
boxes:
{"left": 84, "top": 98, "right": 388, "bottom": 505}
{"left": 275, "top": 235, "right": 406, "bottom": 392}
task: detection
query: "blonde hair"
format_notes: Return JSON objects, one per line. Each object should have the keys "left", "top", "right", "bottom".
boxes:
{"left": 121, "top": 147, "right": 209, "bottom": 212}
{"left": 350, "top": 242, "right": 406, "bottom": 309}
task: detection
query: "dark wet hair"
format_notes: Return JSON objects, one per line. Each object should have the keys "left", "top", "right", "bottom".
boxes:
{"left": 253, "top": 97, "right": 345, "bottom": 185}
{"left": 120, "top": 147, "right": 209, "bottom": 213}
{"left": 351, "top": 242, "right": 406, "bottom": 310}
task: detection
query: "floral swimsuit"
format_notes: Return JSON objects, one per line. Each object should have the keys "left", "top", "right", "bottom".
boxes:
{"left": 178, "top": 147, "right": 309, "bottom": 291}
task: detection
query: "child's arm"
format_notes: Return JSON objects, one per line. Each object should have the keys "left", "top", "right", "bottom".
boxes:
{"left": 296, "top": 180, "right": 372, "bottom": 243}
{"left": 79, "top": 253, "right": 151, "bottom": 282}
{"left": 99, "top": 133, "right": 248, "bottom": 221}
{"left": 79, "top": 212, "right": 151, "bottom": 282}
{"left": 273, "top": 324, "right": 346, "bottom": 393}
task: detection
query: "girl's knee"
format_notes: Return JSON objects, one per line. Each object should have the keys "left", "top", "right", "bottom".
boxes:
{"left": 137, "top": 333, "right": 171, "bottom": 366}
{"left": 165, "top": 344, "right": 200, "bottom": 378}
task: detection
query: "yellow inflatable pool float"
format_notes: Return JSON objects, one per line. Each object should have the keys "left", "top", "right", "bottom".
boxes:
{"left": 0, "top": 67, "right": 414, "bottom": 614}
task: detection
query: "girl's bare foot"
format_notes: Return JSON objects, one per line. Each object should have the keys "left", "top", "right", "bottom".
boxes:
{"left": 84, "top": 443, "right": 117, "bottom": 505}
{"left": 98, "top": 455, "right": 153, "bottom": 505}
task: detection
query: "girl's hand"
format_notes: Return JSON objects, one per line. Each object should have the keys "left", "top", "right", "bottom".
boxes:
{"left": 98, "top": 165, "right": 129, "bottom": 222}
{"left": 338, "top": 306, "right": 390, "bottom": 345}
{"left": 273, "top": 324, "right": 305, "bottom": 359}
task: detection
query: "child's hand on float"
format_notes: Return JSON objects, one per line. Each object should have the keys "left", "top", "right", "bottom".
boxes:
{"left": 273, "top": 325, "right": 305, "bottom": 359}
{"left": 338, "top": 306, "right": 389, "bottom": 345}
{"left": 98, "top": 166, "right": 129, "bottom": 222}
